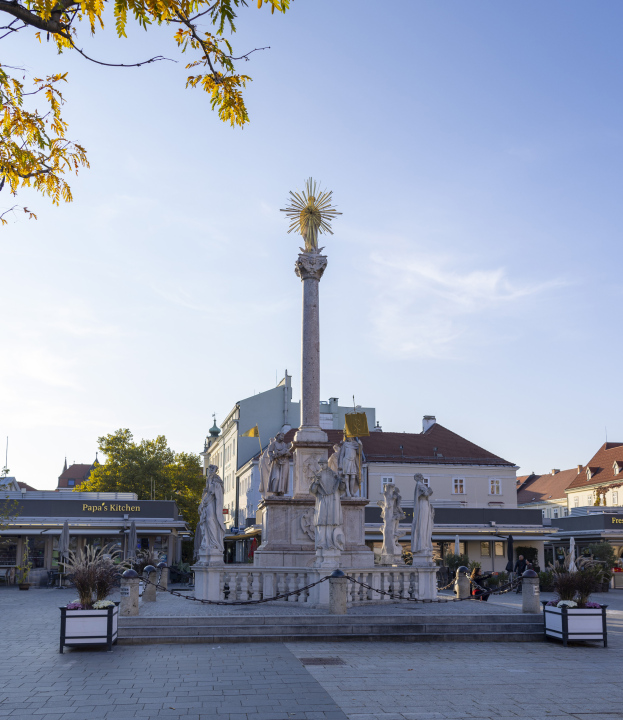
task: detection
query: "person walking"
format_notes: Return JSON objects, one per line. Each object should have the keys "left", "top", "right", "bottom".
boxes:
{"left": 514, "top": 554, "right": 527, "bottom": 593}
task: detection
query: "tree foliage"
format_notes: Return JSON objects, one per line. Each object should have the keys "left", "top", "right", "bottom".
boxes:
{"left": 76, "top": 428, "right": 204, "bottom": 531}
{"left": 1, "top": 0, "right": 289, "bottom": 220}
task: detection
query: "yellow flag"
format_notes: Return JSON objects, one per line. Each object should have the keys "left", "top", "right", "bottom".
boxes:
{"left": 241, "top": 425, "right": 260, "bottom": 438}
{"left": 344, "top": 413, "right": 370, "bottom": 438}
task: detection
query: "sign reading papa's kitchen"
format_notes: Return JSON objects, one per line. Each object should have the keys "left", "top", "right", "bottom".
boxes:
{"left": 83, "top": 503, "right": 141, "bottom": 513}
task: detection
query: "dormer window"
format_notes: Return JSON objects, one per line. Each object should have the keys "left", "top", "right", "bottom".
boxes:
{"left": 614, "top": 461, "right": 622, "bottom": 476}
{"left": 586, "top": 468, "right": 592, "bottom": 481}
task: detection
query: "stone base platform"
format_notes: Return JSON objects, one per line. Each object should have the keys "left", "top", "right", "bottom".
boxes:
{"left": 118, "top": 612, "right": 544, "bottom": 644}
{"left": 254, "top": 496, "right": 373, "bottom": 569}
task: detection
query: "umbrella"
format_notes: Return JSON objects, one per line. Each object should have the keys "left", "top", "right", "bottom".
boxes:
{"left": 127, "top": 520, "right": 138, "bottom": 561}
{"left": 454, "top": 535, "right": 460, "bottom": 556}
{"left": 58, "top": 520, "right": 70, "bottom": 562}
{"left": 505, "top": 535, "right": 514, "bottom": 573}
{"left": 569, "top": 537, "right": 577, "bottom": 572}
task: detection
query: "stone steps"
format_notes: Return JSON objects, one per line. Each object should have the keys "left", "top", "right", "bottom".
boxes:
{"left": 118, "top": 613, "right": 544, "bottom": 644}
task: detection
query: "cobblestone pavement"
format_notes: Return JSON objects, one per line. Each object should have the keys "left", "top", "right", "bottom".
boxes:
{"left": 2, "top": 587, "right": 623, "bottom": 720}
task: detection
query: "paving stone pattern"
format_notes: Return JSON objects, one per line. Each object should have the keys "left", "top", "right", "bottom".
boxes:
{"left": 2, "top": 587, "right": 623, "bottom": 720}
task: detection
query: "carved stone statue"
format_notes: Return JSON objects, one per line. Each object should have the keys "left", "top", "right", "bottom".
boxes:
{"left": 378, "top": 483, "right": 406, "bottom": 565}
{"left": 327, "top": 443, "right": 341, "bottom": 475}
{"left": 259, "top": 432, "right": 292, "bottom": 496}
{"left": 198, "top": 465, "right": 226, "bottom": 563}
{"left": 411, "top": 473, "right": 434, "bottom": 563}
{"left": 309, "top": 460, "right": 345, "bottom": 567}
{"left": 338, "top": 437, "right": 363, "bottom": 497}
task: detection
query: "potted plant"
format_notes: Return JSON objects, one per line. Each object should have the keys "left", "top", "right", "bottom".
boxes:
{"left": 543, "top": 569, "right": 607, "bottom": 647}
{"left": 59, "top": 545, "right": 125, "bottom": 653}
{"left": 16, "top": 538, "right": 32, "bottom": 590}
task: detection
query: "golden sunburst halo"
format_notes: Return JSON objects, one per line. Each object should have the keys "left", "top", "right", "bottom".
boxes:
{"left": 280, "top": 177, "right": 341, "bottom": 252}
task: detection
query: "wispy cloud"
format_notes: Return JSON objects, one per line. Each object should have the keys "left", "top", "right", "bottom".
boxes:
{"left": 368, "top": 251, "right": 566, "bottom": 359}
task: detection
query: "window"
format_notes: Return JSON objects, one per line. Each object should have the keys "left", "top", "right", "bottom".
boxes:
{"left": 489, "top": 478, "right": 501, "bottom": 495}
{"left": 574, "top": 496, "right": 579, "bottom": 508}
{"left": 614, "top": 492, "right": 619, "bottom": 505}
{"left": 452, "top": 477, "right": 465, "bottom": 494}
{"left": 480, "top": 542, "right": 491, "bottom": 557}
{"left": 421, "top": 476, "right": 430, "bottom": 487}
{"left": 494, "top": 541, "right": 505, "bottom": 557}
{"left": 67, "top": 479, "right": 75, "bottom": 487}
{"left": 381, "top": 476, "right": 394, "bottom": 487}
{"left": 562, "top": 508, "right": 568, "bottom": 517}
{"left": 588, "top": 494, "right": 593, "bottom": 505}
{"left": 553, "top": 508, "right": 559, "bottom": 519}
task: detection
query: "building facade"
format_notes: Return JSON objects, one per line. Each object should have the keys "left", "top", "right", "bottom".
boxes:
{"left": 565, "top": 442, "right": 623, "bottom": 510}
{"left": 200, "top": 372, "right": 375, "bottom": 528}
{"left": 517, "top": 468, "right": 577, "bottom": 519}
{"left": 0, "top": 491, "right": 190, "bottom": 585}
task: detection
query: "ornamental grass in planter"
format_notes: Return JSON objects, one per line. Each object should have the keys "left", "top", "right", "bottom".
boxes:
{"left": 59, "top": 545, "right": 126, "bottom": 653}
{"left": 543, "top": 568, "right": 607, "bottom": 647}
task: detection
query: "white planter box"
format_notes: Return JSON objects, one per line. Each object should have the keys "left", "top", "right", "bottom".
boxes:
{"left": 542, "top": 602, "right": 607, "bottom": 647}
{"left": 59, "top": 603, "right": 119, "bottom": 653}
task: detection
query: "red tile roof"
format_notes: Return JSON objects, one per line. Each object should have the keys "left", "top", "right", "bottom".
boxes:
{"left": 57, "top": 463, "right": 94, "bottom": 489}
{"left": 566, "top": 442, "right": 623, "bottom": 491}
{"left": 17, "top": 481, "right": 38, "bottom": 492}
{"left": 517, "top": 468, "right": 577, "bottom": 505}
{"left": 282, "top": 423, "right": 514, "bottom": 466}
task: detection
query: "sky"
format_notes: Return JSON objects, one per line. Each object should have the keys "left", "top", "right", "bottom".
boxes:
{"left": 2, "top": 1, "right": 622, "bottom": 489}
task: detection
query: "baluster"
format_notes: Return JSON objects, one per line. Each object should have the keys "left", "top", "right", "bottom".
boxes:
{"left": 401, "top": 572, "right": 409, "bottom": 600}
{"left": 288, "top": 572, "right": 295, "bottom": 602}
{"left": 219, "top": 570, "right": 226, "bottom": 601}
{"left": 371, "top": 571, "right": 381, "bottom": 601}
{"left": 251, "top": 572, "right": 261, "bottom": 601}
{"left": 297, "top": 572, "right": 307, "bottom": 603}
{"left": 240, "top": 572, "right": 249, "bottom": 600}
{"left": 411, "top": 571, "right": 418, "bottom": 600}
{"left": 277, "top": 572, "right": 286, "bottom": 598}
{"left": 223, "top": 571, "right": 230, "bottom": 600}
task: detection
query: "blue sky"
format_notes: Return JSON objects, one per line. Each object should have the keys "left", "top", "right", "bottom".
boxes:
{"left": 2, "top": 1, "right": 622, "bottom": 489}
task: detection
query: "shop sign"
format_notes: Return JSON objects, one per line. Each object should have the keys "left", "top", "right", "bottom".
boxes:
{"left": 82, "top": 503, "right": 141, "bottom": 513}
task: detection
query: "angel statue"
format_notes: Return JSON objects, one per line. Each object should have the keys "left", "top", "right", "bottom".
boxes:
{"left": 259, "top": 433, "right": 292, "bottom": 496}
{"left": 197, "top": 465, "right": 226, "bottom": 563}
{"left": 411, "top": 473, "right": 434, "bottom": 561}
{"left": 281, "top": 178, "right": 341, "bottom": 253}
{"left": 378, "top": 483, "right": 406, "bottom": 563}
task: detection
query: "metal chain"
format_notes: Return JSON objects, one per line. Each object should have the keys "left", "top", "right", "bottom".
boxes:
{"left": 344, "top": 576, "right": 472, "bottom": 603}
{"left": 142, "top": 575, "right": 331, "bottom": 605}
{"left": 466, "top": 574, "right": 522, "bottom": 596}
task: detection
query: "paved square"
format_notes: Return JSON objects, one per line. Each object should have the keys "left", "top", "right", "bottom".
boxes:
{"left": 2, "top": 587, "right": 623, "bottom": 720}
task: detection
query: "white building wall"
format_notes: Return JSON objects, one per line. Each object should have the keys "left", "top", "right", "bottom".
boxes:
{"left": 367, "top": 463, "right": 518, "bottom": 508}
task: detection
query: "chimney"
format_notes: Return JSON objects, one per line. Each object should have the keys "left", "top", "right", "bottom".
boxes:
{"left": 422, "top": 415, "right": 436, "bottom": 433}
{"left": 577, "top": 465, "right": 583, "bottom": 474}
{"left": 551, "top": 469, "right": 560, "bottom": 475}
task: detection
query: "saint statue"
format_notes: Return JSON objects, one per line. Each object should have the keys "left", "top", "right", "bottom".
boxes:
{"left": 309, "top": 459, "right": 346, "bottom": 551}
{"left": 327, "top": 443, "right": 341, "bottom": 475}
{"left": 259, "top": 432, "right": 292, "bottom": 496}
{"left": 338, "top": 437, "right": 363, "bottom": 497}
{"left": 378, "top": 483, "right": 406, "bottom": 561}
{"left": 411, "top": 473, "right": 434, "bottom": 559}
{"left": 281, "top": 178, "right": 342, "bottom": 253}
{"left": 199, "top": 465, "right": 226, "bottom": 557}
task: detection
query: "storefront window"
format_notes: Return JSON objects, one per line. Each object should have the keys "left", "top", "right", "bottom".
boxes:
{"left": 27, "top": 537, "right": 46, "bottom": 568}
{"left": 480, "top": 542, "right": 491, "bottom": 557}
{"left": 153, "top": 536, "right": 168, "bottom": 561}
{"left": 494, "top": 541, "right": 505, "bottom": 557}
{"left": 52, "top": 536, "right": 77, "bottom": 568}
{"left": 0, "top": 541, "right": 17, "bottom": 566}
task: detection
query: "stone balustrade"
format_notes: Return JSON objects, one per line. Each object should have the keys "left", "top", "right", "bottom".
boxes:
{"left": 194, "top": 565, "right": 439, "bottom": 605}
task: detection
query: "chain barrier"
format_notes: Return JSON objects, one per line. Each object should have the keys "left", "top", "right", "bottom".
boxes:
{"left": 344, "top": 576, "right": 471, "bottom": 603}
{"left": 138, "top": 571, "right": 523, "bottom": 607}
{"left": 466, "top": 573, "right": 522, "bottom": 596}
{"left": 141, "top": 575, "right": 331, "bottom": 606}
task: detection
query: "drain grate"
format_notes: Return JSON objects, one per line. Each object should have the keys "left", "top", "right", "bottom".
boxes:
{"left": 300, "top": 657, "right": 345, "bottom": 666}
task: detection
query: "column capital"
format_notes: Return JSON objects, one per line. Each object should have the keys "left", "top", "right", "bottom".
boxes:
{"left": 295, "top": 252, "right": 327, "bottom": 281}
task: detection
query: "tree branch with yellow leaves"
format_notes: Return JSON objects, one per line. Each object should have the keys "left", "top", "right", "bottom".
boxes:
{"left": 0, "top": 0, "right": 290, "bottom": 223}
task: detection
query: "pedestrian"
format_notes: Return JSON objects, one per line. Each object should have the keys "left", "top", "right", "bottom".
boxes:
{"left": 514, "top": 554, "right": 527, "bottom": 593}
{"left": 470, "top": 567, "right": 497, "bottom": 601}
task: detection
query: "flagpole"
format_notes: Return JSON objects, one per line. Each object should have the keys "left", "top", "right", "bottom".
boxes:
{"left": 257, "top": 430, "right": 262, "bottom": 456}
